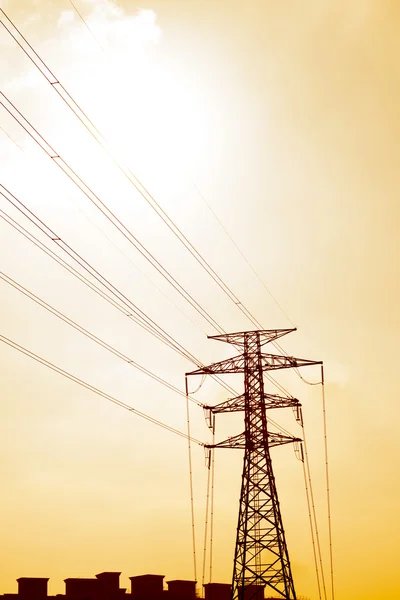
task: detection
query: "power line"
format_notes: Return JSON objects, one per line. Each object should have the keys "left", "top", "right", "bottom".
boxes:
{"left": 0, "top": 183, "right": 202, "bottom": 365}
{"left": 301, "top": 425, "right": 327, "bottom": 600}
{"left": 0, "top": 17, "right": 306, "bottom": 394}
{"left": 0, "top": 333, "right": 204, "bottom": 445}
{"left": 0, "top": 199, "right": 297, "bottom": 439}
{"left": 321, "top": 366, "right": 335, "bottom": 600}
{"left": 185, "top": 376, "right": 198, "bottom": 581}
{"left": 0, "top": 269, "right": 203, "bottom": 406}
{"left": 0, "top": 8, "right": 268, "bottom": 331}
{"left": 65, "top": 0, "right": 105, "bottom": 52}
{"left": 189, "top": 178, "right": 296, "bottom": 327}
{"left": 0, "top": 90, "right": 226, "bottom": 336}
{"left": 0, "top": 184, "right": 240, "bottom": 398}
{"left": 0, "top": 8, "right": 311, "bottom": 403}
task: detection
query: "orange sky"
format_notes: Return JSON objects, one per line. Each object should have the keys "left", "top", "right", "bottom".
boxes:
{"left": 1, "top": 2, "right": 399, "bottom": 600}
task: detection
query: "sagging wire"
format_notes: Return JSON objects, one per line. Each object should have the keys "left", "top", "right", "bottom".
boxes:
{"left": 321, "top": 365, "right": 335, "bottom": 600}
{"left": 185, "top": 376, "right": 198, "bottom": 583}
{"left": 187, "top": 373, "right": 207, "bottom": 396}
{"left": 0, "top": 334, "right": 204, "bottom": 445}
{"left": 301, "top": 431, "right": 327, "bottom": 600}
{"left": 296, "top": 364, "right": 334, "bottom": 600}
{"left": 202, "top": 413, "right": 215, "bottom": 587}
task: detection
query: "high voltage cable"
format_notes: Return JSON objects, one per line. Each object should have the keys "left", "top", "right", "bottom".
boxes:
{"left": 321, "top": 366, "right": 335, "bottom": 600}
{"left": 0, "top": 184, "right": 239, "bottom": 398}
{"left": 0, "top": 334, "right": 204, "bottom": 445}
{"left": 0, "top": 9, "right": 310, "bottom": 402}
{"left": 1, "top": 12, "right": 332, "bottom": 594}
{"left": 189, "top": 178, "right": 296, "bottom": 328}
{"left": 66, "top": 0, "right": 105, "bottom": 52}
{"left": 0, "top": 269, "right": 203, "bottom": 406}
{"left": 0, "top": 10, "right": 304, "bottom": 392}
{"left": 302, "top": 425, "right": 327, "bottom": 600}
{"left": 0, "top": 91, "right": 226, "bottom": 336}
{"left": 0, "top": 8, "right": 265, "bottom": 330}
{"left": 0, "top": 183, "right": 203, "bottom": 366}
{"left": 0, "top": 195, "right": 296, "bottom": 438}
{"left": 0, "top": 7, "right": 307, "bottom": 393}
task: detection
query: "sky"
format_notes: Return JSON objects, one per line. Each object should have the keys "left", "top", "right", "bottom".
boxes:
{"left": 0, "top": 1, "right": 399, "bottom": 599}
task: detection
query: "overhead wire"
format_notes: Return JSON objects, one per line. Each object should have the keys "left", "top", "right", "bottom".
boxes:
{"left": 0, "top": 9, "right": 309, "bottom": 397}
{"left": 208, "top": 436, "right": 216, "bottom": 583}
{"left": 301, "top": 424, "right": 327, "bottom": 600}
{"left": 301, "top": 453, "right": 322, "bottom": 600}
{"left": 65, "top": 0, "right": 105, "bottom": 52}
{"left": 0, "top": 8, "right": 278, "bottom": 333}
{"left": 321, "top": 365, "right": 335, "bottom": 600}
{"left": 0, "top": 333, "right": 204, "bottom": 445}
{"left": 0, "top": 11, "right": 335, "bottom": 594}
{"left": 0, "top": 7, "right": 315, "bottom": 400}
{"left": 0, "top": 269, "right": 204, "bottom": 406}
{"left": 0, "top": 123, "right": 24, "bottom": 151}
{"left": 0, "top": 177, "right": 296, "bottom": 425}
{"left": 0, "top": 189, "right": 239, "bottom": 399}
{"left": 185, "top": 376, "right": 198, "bottom": 582}
{"left": 0, "top": 113, "right": 318, "bottom": 440}
{"left": 0, "top": 183, "right": 204, "bottom": 365}
{"left": 201, "top": 453, "right": 212, "bottom": 588}
{"left": 0, "top": 91, "right": 226, "bottom": 336}
{"left": 189, "top": 178, "right": 296, "bottom": 328}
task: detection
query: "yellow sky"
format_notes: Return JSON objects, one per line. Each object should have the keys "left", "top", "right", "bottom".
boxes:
{"left": 1, "top": 1, "right": 399, "bottom": 599}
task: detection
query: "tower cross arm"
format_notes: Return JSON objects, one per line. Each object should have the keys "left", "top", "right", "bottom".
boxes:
{"left": 187, "top": 354, "right": 321, "bottom": 376}
{"left": 203, "top": 393, "right": 301, "bottom": 414}
{"left": 260, "top": 353, "right": 322, "bottom": 371}
{"left": 186, "top": 353, "right": 245, "bottom": 376}
{"left": 205, "top": 431, "right": 302, "bottom": 450}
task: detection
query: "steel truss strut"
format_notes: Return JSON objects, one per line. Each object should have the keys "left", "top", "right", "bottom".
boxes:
{"left": 187, "top": 329, "right": 321, "bottom": 600}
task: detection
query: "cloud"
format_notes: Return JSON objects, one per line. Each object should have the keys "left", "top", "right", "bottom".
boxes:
{"left": 57, "top": 10, "right": 76, "bottom": 28}
{"left": 77, "top": 1, "right": 162, "bottom": 49}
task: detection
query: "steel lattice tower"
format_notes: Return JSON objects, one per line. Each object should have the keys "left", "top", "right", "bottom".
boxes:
{"left": 187, "top": 329, "right": 321, "bottom": 600}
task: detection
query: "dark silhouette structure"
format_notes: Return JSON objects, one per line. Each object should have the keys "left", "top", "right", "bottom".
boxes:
{"left": 187, "top": 329, "right": 321, "bottom": 600}
{"left": 0, "top": 573, "right": 281, "bottom": 600}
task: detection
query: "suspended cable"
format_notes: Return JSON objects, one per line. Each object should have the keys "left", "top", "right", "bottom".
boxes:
{"left": 0, "top": 8, "right": 313, "bottom": 395}
{"left": 0, "top": 62, "right": 309, "bottom": 409}
{"left": 0, "top": 203, "right": 239, "bottom": 402}
{"left": 0, "top": 333, "right": 204, "bottom": 445}
{"left": 65, "top": 0, "right": 104, "bottom": 51}
{"left": 301, "top": 427, "right": 327, "bottom": 600}
{"left": 0, "top": 270, "right": 205, "bottom": 407}
{"left": 0, "top": 182, "right": 284, "bottom": 402}
{"left": 0, "top": 91, "right": 226, "bottom": 336}
{"left": 209, "top": 428, "right": 216, "bottom": 583}
{"left": 0, "top": 193, "right": 302, "bottom": 441}
{"left": 0, "top": 8, "right": 271, "bottom": 332}
{"left": 189, "top": 178, "right": 296, "bottom": 328}
{"left": 0, "top": 183, "right": 203, "bottom": 365}
{"left": 321, "top": 365, "right": 335, "bottom": 600}
{"left": 0, "top": 123, "right": 24, "bottom": 151}
{"left": 201, "top": 447, "right": 213, "bottom": 588}
{"left": 301, "top": 454, "right": 322, "bottom": 600}
{"left": 185, "top": 376, "right": 198, "bottom": 581}
{"left": 0, "top": 96, "right": 302, "bottom": 398}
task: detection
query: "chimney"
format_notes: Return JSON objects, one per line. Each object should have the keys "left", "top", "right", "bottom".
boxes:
{"left": 167, "top": 580, "right": 196, "bottom": 600}
{"left": 130, "top": 575, "right": 164, "bottom": 600}
{"left": 17, "top": 578, "right": 49, "bottom": 600}
{"left": 64, "top": 578, "right": 97, "bottom": 600}
{"left": 96, "top": 573, "right": 121, "bottom": 600}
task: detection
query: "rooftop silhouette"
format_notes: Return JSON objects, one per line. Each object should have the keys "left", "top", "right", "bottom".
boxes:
{"left": 0, "top": 573, "right": 277, "bottom": 600}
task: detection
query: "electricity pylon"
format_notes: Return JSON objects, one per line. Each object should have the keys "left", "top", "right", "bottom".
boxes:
{"left": 186, "top": 329, "right": 321, "bottom": 600}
